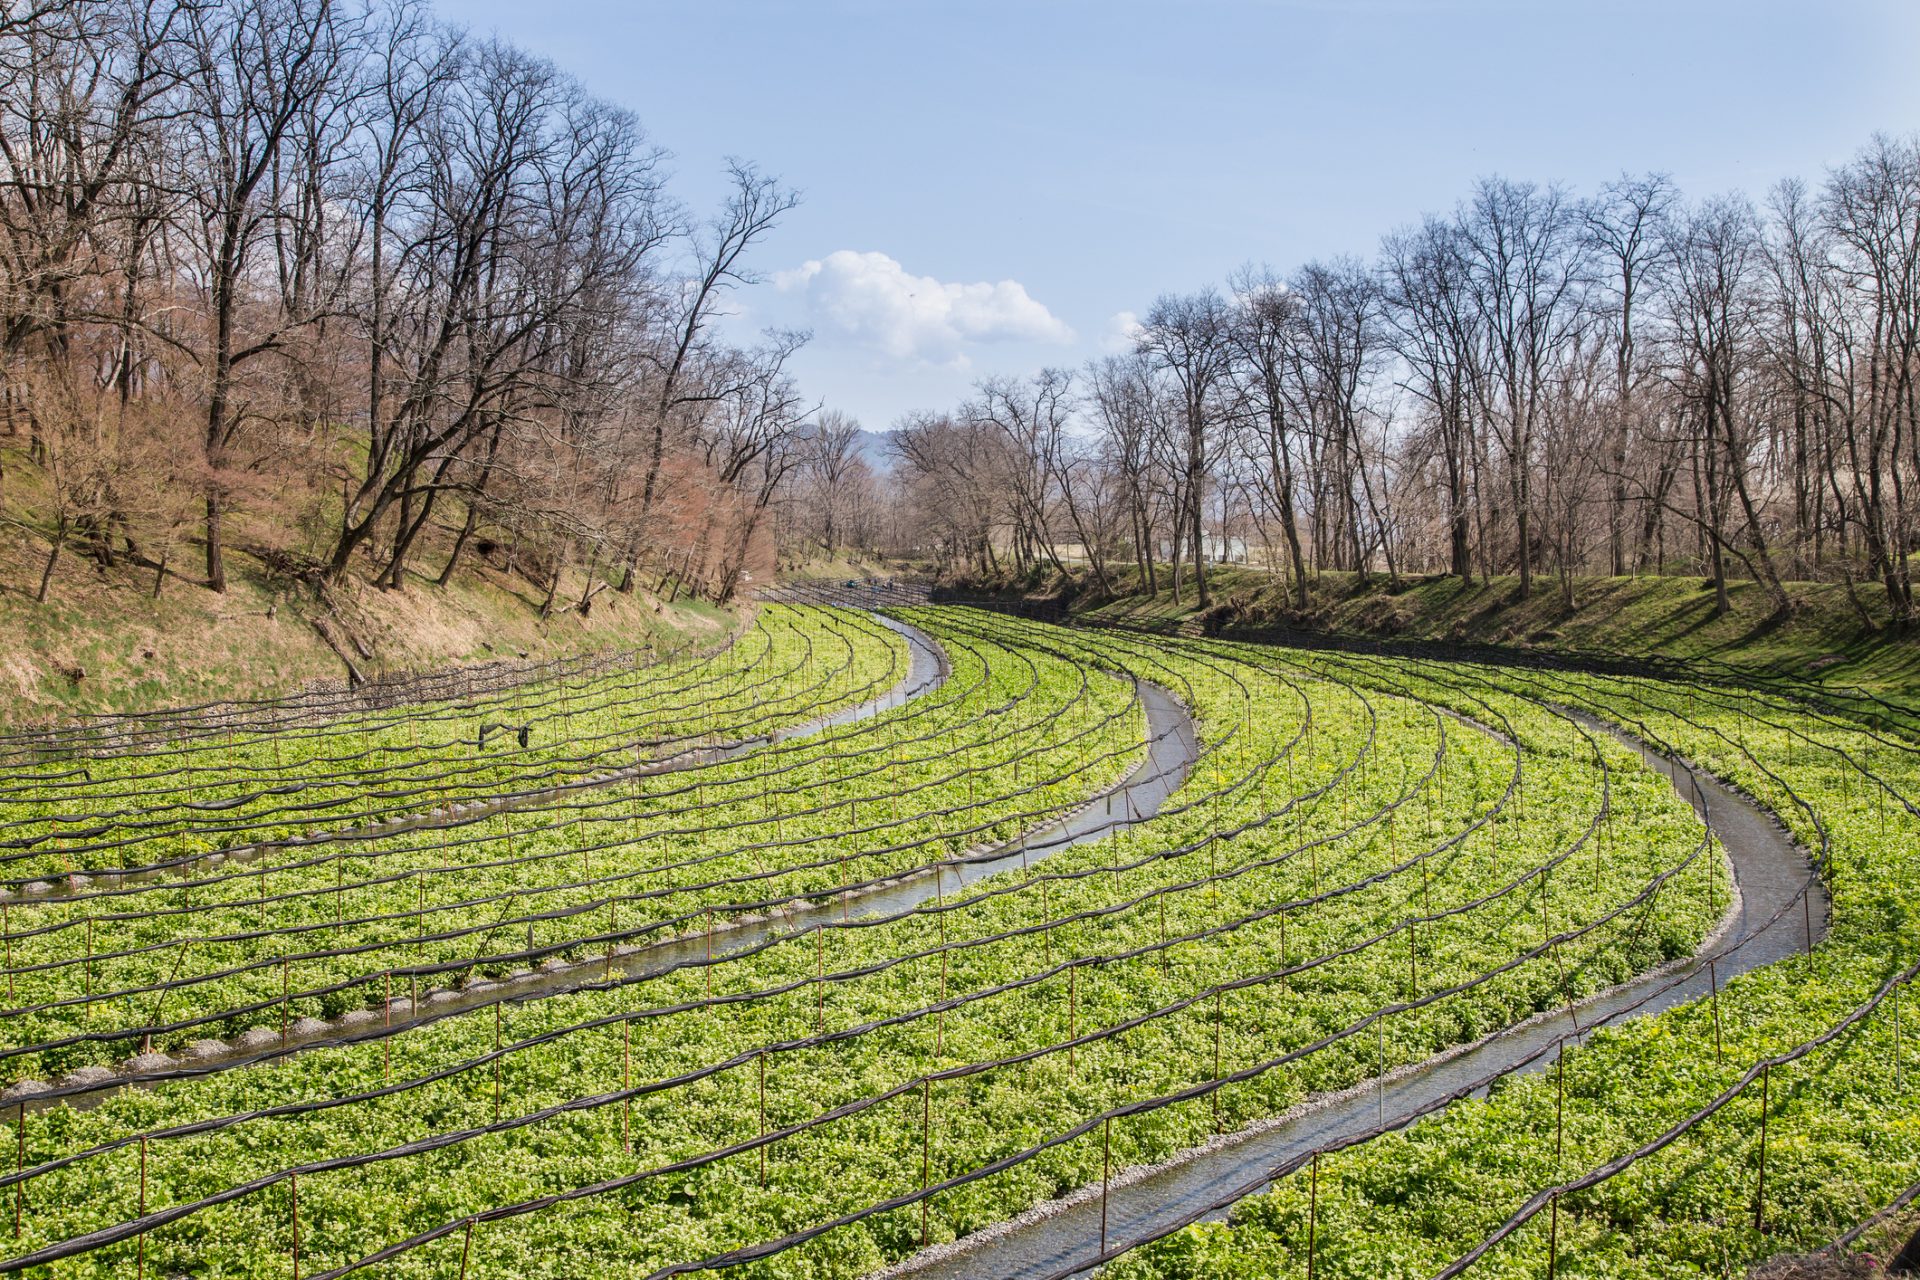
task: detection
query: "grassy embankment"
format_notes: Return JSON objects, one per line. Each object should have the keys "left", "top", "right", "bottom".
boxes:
{"left": 0, "top": 490, "right": 737, "bottom": 727}
{"left": 957, "top": 563, "right": 1918, "bottom": 700}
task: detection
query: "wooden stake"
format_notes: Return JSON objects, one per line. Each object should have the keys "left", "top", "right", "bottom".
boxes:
{"left": 1547, "top": 1192, "right": 1560, "bottom": 1279}
{"left": 1804, "top": 894, "right": 1815, "bottom": 972}
{"left": 13, "top": 1103, "right": 22, "bottom": 1238}
{"left": 1212, "top": 990, "right": 1224, "bottom": 1131}
{"left": 1376, "top": 1019, "right": 1385, "bottom": 1125}
{"left": 1306, "top": 1151, "right": 1319, "bottom": 1280}
{"left": 1042, "top": 880, "right": 1053, "bottom": 963}
{"left": 919, "top": 1079, "right": 932, "bottom": 1246}
{"left": 1554, "top": 1045, "right": 1566, "bottom": 1165}
{"left": 290, "top": 1170, "right": 300, "bottom": 1280}
{"left": 1099, "top": 1116, "right": 1112, "bottom": 1255}
{"left": 1543, "top": 866, "right": 1553, "bottom": 940}
{"left": 1753, "top": 1063, "right": 1771, "bottom": 1232}
{"left": 1068, "top": 967, "right": 1077, "bottom": 1078}
{"left": 1710, "top": 960, "right": 1723, "bottom": 1060}
{"left": 459, "top": 1217, "right": 473, "bottom": 1280}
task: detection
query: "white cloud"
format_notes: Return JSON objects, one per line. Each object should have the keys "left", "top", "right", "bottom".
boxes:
{"left": 775, "top": 250, "right": 1073, "bottom": 364}
{"left": 1103, "top": 309, "right": 1145, "bottom": 352}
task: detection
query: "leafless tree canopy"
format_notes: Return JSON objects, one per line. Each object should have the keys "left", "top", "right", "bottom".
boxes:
{"left": 5, "top": 9, "right": 1916, "bottom": 629}
{"left": 880, "top": 139, "right": 1920, "bottom": 627}
{"left": 0, "top": 0, "right": 814, "bottom": 608}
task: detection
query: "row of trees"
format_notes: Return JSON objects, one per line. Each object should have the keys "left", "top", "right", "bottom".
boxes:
{"left": 888, "top": 136, "right": 1920, "bottom": 626}
{"left": 0, "top": 0, "right": 822, "bottom": 609}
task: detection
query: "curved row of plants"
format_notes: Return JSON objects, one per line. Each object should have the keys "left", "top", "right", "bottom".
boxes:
{"left": 1106, "top": 642, "right": 1916, "bottom": 1280}
{"left": 0, "top": 608, "right": 1718, "bottom": 1279}
{"left": 0, "top": 606, "right": 909, "bottom": 879}
{"left": 0, "top": 613, "right": 1139, "bottom": 1081}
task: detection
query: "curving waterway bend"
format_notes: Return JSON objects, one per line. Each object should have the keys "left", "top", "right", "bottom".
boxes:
{"left": 878, "top": 708, "right": 1829, "bottom": 1280}
{"left": 27, "top": 618, "right": 1201, "bottom": 1109}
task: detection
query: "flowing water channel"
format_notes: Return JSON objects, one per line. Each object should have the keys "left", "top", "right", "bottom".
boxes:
{"left": 881, "top": 715, "right": 1828, "bottom": 1280}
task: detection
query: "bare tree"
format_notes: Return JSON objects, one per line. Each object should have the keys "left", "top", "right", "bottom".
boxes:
{"left": 1379, "top": 217, "right": 1484, "bottom": 581}
{"left": 1288, "top": 258, "right": 1392, "bottom": 581}
{"left": 1457, "top": 178, "right": 1590, "bottom": 599}
{"left": 1087, "top": 353, "right": 1168, "bottom": 594}
{"left": 1821, "top": 135, "right": 1920, "bottom": 623}
{"left": 177, "top": 0, "right": 362, "bottom": 591}
{"left": 799, "top": 408, "right": 870, "bottom": 555}
{"left": 1584, "top": 173, "right": 1678, "bottom": 575}
{"left": 324, "top": 40, "right": 663, "bottom": 587}
{"left": 891, "top": 411, "right": 1009, "bottom": 576}
{"left": 626, "top": 160, "right": 796, "bottom": 583}
{"left": 1227, "top": 265, "right": 1313, "bottom": 605}
{"left": 1666, "top": 194, "right": 1789, "bottom": 615}
{"left": 1136, "top": 288, "right": 1234, "bottom": 606}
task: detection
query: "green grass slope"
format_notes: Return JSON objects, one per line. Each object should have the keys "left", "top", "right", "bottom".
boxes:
{"left": 963, "top": 565, "right": 1916, "bottom": 700}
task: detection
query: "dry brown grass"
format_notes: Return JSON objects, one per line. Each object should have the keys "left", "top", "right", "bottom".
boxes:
{"left": 0, "top": 520, "right": 742, "bottom": 728}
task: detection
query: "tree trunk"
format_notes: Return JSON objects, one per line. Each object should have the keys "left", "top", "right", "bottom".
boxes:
{"left": 439, "top": 499, "right": 481, "bottom": 587}
{"left": 1190, "top": 464, "right": 1210, "bottom": 609}
{"left": 36, "top": 530, "right": 63, "bottom": 603}
{"left": 382, "top": 484, "right": 443, "bottom": 590}
{"left": 1510, "top": 449, "right": 1531, "bottom": 600}
{"left": 539, "top": 554, "right": 565, "bottom": 620}
{"left": 204, "top": 496, "right": 226, "bottom": 592}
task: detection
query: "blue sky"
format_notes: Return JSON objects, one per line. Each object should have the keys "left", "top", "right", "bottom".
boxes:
{"left": 435, "top": 0, "right": 1920, "bottom": 430}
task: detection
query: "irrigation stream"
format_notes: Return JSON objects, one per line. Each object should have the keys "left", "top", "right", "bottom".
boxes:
{"left": 0, "top": 602, "right": 1841, "bottom": 1278}
{"left": 880, "top": 714, "right": 1829, "bottom": 1280}
{"left": 19, "top": 615, "right": 948, "bottom": 1103}
{"left": 38, "top": 620, "right": 1203, "bottom": 1114}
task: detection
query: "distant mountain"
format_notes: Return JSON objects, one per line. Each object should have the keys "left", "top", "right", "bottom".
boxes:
{"left": 853, "top": 428, "right": 896, "bottom": 474}
{"left": 792, "top": 422, "right": 897, "bottom": 475}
